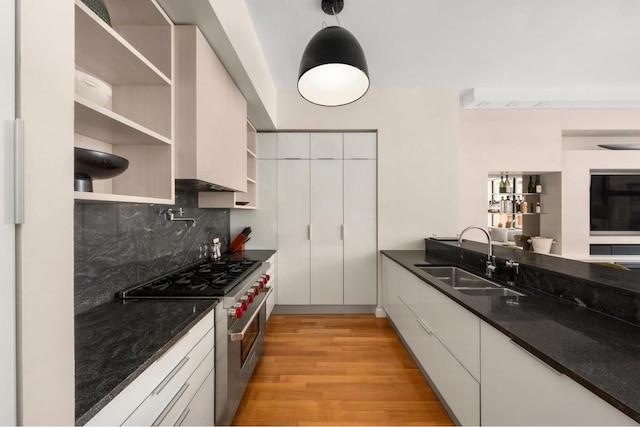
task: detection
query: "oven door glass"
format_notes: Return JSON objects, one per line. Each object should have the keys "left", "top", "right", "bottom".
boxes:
{"left": 240, "top": 313, "right": 260, "bottom": 366}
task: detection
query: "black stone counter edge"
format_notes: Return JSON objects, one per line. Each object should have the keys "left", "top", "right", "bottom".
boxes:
{"left": 381, "top": 250, "right": 640, "bottom": 423}
{"left": 75, "top": 304, "right": 218, "bottom": 425}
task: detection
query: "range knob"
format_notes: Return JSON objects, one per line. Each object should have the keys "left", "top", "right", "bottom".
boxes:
{"left": 230, "top": 303, "right": 243, "bottom": 319}
{"left": 251, "top": 285, "right": 260, "bottom": 296}
{"left": 240, "top": 295, "right": 249, "bottom": 310}
{"left": 245, "top": 292, "right": 254, "bottom": 303}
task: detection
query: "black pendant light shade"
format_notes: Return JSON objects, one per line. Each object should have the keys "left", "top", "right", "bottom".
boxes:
{"left": 298, "top": 4, "right": 369, "bottom": 106}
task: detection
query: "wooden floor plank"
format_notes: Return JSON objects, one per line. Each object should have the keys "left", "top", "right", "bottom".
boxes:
{"left": 232, "top": 314, "right": 453, "bottom": 426}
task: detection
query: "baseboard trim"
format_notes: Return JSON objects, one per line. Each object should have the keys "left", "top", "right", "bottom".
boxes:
{"left": 272, "top": 305, "right": 376, "bottom": 315}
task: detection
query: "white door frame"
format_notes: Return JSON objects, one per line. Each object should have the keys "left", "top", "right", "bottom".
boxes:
{"left": 0, "top": 0, "right": 17, "bottom": 424}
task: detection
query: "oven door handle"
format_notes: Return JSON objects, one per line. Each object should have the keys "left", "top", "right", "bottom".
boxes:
{"left": 229, "top": 286, "right": 273, "bottom": 342}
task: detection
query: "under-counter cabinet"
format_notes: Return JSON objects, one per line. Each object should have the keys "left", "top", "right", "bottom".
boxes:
{"left": 86, "top": 311, "right": 214, "bottom": 426}
{"left": 74, "top": 0, "right": 175, "bottom": 203}
{"left": 173, "top": 25, "right": 247, "bottom": 194}
{"left": 381, "top": 255, "right": 638, "bottom": 426}
{"left": 480, "top": 321, "right": 636, "bottom": 426}
{"left": 388, "top": 256, "right": 479, "bottom": 425}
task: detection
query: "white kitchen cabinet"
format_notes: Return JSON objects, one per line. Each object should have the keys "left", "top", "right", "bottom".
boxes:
{"left": 265, "top": 255, "right": 277, "bottom": 319}
{"left": 74, "top": 0, "right": 175, "bottom": 203}
{"left": 87, "top": 311, "right": 215, "bottom": 426}
{"left": 310, "top": 133, "right": 343, "bottom": 159}
{"left": 392, "top": 264, "right": 480, "bottom": 426}
{"left": 276, "top": 160, "right": 311, "bottom": 304}
{"left": 344, "top": 132, "right": 377, "bottom": 159}
{"left": 256, "top": 132, "right": 277, "bottom": 159}
{"left": 416, "top": 280, "right": 480, "bottom": 381}
{"left": 199, "top": 121, "right": 258, "bottom": 209}
{"left": 277, "top": 133, "right": 310, "bottom": 159}
{"left": 344, "top": 159, "right": 377, "bottom": 305}
{"left": 174, "top": 369, "right": 215, "bottom": 426}
{"left": 310, "top": 160, "right": 344, "bottom": 304}
{"left": 480, "top": 321, "right": 637, "bottom": 426}
{"left": 174, "top": 25, "right": 247, "bottom": 194}
{"left": 381, "top": 255, "right": 402, "bottom": 317}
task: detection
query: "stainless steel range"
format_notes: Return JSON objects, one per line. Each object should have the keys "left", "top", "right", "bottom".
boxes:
{"left": 119, "top": 256, "right": 273, "bottom": 426}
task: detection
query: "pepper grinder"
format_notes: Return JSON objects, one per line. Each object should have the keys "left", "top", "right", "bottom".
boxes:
{"left": 211, "top": 237, "right": 221, "bottom": 260}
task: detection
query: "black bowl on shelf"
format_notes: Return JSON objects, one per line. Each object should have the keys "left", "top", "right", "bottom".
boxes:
{"left": 74, "top": 147, "right": 129, "bottom": 192}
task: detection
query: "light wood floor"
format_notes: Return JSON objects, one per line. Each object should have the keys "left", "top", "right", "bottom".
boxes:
{"left": 232, "top": 314, "right": 453, "bottom": 426}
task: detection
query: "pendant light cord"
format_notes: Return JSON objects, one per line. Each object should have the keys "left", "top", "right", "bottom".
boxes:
{"left": 321, "top": 1, "right": 341, "bottom": 27}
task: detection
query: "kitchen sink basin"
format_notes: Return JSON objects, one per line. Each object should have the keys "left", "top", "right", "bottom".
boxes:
{"left": 417, "top": 266, "right": 502, "bottom": 289}
{"left": 416, "top": 265, "right": 526, "bottom": 297}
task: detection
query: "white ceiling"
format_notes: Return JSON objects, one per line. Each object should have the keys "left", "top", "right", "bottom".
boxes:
{"left": 244, "top": 0, "right": 640, "bottom": 94}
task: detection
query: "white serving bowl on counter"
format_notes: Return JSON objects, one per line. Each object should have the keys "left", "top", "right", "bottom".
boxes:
{"left": 75, "top": 69, "right": 112, "bottom": 109}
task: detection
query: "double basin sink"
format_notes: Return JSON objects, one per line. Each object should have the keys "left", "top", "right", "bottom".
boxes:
{"left": 416, "top": 266, "right": 526, "bottom": 297}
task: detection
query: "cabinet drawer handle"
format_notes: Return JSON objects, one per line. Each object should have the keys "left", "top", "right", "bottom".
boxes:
{"left": 416, "top": 318, "right": 433, "bottom": 335}
{"left": 308, "top": 224, "right": 312, "bottom": 240}
{"left": 509, "top": 339, "right": 563, "bottom": 376}
{"left": 341, "top": 224, "right": 344, "bottom": 240}
{"left": 174, "top": 408, "right": 190, "bottom": 426}
{"left": 153, "top": 356, "right": 190, "bottom": 395}
{"left": 152, "top": 382, "right": 190, "bottom": 426}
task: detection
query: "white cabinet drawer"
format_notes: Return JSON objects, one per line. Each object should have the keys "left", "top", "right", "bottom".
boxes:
{"left": 86, "top": 310, "right": 215, "bottom": 426}
{"left": 310, "top": 133, "right": 342, "bottom": 159}
{"left": 156, "top": 350, "right": 214, "bottom": 426}
{"left": 122, "top": 326, "right": 214, "bottom": 426}
{"left": 418, "top": 282, "right": 480, "bottom": 381}
{"left": 394, "top": 294, "right": 479, "bottom": 426}
{"left": 344, "top": 132, "right": 376, "bottom": 159}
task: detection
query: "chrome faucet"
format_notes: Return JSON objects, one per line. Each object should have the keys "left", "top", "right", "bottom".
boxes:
{"left": 506, "top": 260, "right": 520, "bottom": 286}
{"left": 458, "top": 226, "right": 496, "bottom": 278}
{"left": 164, "top": 208, "right": 196, "bottom": 227}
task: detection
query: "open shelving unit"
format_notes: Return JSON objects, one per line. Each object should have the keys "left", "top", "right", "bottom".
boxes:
{"left": 74, "top": 0, "right": 174, "bottom": 203}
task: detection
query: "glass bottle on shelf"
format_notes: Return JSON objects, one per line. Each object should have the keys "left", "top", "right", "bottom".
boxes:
{"left": 527, "top": 176, "right": 535, "bottom": 193}
{"left": 521, "top": 198, "right": 528, "bottom": 214}
{"left": 499, "top": 175, "right": 506, "bottom": 193}
{"left": 535, "top": 175, "right": 542, "bottom": 193}
{"left": 505, "top": 174, "right": 511, "bottom": 193}
{"left": 515, "top": 196, "right": 521, "bottom": 213}
{"left": 536, "top": 201, "right": 541, "bottom": 213}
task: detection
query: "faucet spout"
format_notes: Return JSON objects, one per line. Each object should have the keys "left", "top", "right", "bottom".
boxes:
{"left": 164, "top": 208, "right": 197, "bottom": 227}
{"left": 458, "top": 225, "right": 496, "bottom": 277}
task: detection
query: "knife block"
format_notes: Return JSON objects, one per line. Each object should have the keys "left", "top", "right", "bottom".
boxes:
{"left": 228, "top": 233, "right": 247, "bottom": 252}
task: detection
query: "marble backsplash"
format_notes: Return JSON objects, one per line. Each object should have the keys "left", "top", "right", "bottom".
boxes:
{"left": 75, "top": 191, "right": 230, "bottom": 314}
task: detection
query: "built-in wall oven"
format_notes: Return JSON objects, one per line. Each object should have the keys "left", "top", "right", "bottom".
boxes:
{"left": 119, "top": 256, "right": 273, "bottom": 426}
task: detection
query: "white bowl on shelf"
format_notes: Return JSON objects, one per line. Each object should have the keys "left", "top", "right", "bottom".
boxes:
{"left": 489, "top": 227, "right": 508, "bottom": 242}
{"left": 75, "top": 70, "right": 112, "bottom": 109}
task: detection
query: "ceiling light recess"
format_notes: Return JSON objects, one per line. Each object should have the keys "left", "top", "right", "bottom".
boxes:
{"left": 297, "top": 0, "right": 369, "bottom": 107}
{"left": 460, "top": 88, "right": 640, "bottom": 109}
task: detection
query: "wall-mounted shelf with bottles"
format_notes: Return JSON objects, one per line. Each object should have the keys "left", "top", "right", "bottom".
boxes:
{"left": 74, "top": 0, "right": 174, "bottom": 204}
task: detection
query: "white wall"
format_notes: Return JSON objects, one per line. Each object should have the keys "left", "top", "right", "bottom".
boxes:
{"left": 17, "top": 1, "right": 75, "bottom": 424}
{"left": 460, "top": 108, "right": 640, "bottom": 257}
{"left": 0, "top": 0, "right": 16, "bottom": 423}
{"left": 276, "top": 88, "right": 461, "bottom": 250}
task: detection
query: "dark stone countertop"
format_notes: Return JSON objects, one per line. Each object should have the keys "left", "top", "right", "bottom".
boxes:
{"left": 74, "top": 250, "right": 275, "bottom": 425}
{"left": 75, "top": 299, "right": 218, "bottom": 425}
{"left": 381, "top": 249, "right": 640, "bottom": 423}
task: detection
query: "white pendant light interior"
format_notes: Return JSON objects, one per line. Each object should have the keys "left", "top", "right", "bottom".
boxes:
{"left": 298, "top": 63, "right": 369, "bottom": 107}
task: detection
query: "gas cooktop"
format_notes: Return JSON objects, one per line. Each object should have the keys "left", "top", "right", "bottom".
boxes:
{"left": 119, "top": 258, "right": 261, "bottom": 299}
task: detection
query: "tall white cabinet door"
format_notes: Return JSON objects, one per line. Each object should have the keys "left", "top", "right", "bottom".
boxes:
{"left": 344, "top": 160, "right": 377, "bottom": 305}
{"left": 0, "top": 0, "right": 16, "bottom": 424}
{"left": 310, "top": 160, "right": 344, "bottom": 304}
{"left": 277, "top": 160, "right": 311, "bottom": 304}
{"left": 277, "top": 133, "right": 309, "bottom": 159}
